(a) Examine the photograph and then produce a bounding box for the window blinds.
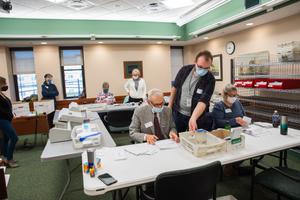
[11,50,35,75]
[60,49,83,66]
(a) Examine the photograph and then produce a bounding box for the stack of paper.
[253,122,273,128]
[124,145,159,156]
[155,139,179,150]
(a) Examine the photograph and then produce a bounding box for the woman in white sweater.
[124,68,147,103]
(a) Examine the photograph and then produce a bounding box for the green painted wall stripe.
[0,0,296,41]
[0,18,183,37]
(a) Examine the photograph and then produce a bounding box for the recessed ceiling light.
[162,0,194,9]
[246,22,254,26]
[98,41,103,44]
[203,37,209,40]
[45,0,66,3]
[156,41,162,44]
[41,42,47,45]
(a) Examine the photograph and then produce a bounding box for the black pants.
[173,110,213,132]
[128,96,143,103]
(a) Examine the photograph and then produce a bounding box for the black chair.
[104,110,134,133]
[251,159,300,200]
[140,161,221,200]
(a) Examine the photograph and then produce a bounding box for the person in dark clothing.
[41,73,59,128]
[168,50,216,132]
[0,76,19,168]
[41,73,59,104]
[212,84,247,129]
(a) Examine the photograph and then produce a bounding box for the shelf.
[239,96,300,109]
[235,74,300,79]
[235,61,300,68]
[244,107,300,124]
[237,88,300,94]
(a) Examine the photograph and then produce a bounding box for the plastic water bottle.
[224,121,231,131]
[272,110,280,128]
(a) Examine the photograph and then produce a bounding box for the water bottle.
[82,119,91,132]
[280,116,288,135]
[224,121,231,131]
[272,110,280,128]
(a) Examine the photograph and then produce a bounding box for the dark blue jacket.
[173,64,216,116]
[212,100,245,129]
[41,82,59,101]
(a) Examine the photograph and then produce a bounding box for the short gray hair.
[223,84,237,97]
[148,88,163,98]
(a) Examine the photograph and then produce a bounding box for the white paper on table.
[124,144,159,156]
[114,149,128,161]
[244,125,274,137]
[253,122,273,128]
[155,139,179,150]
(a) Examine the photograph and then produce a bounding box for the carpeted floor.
[5,133,300,200]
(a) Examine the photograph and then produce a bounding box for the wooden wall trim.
[56,92,171,110]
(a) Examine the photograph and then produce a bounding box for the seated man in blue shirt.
[212,84,247,129]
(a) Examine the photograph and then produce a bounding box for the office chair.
[104,110,134,133]
[140,161,221,200]
[251,158,300,200]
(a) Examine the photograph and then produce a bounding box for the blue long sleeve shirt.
[212,100,245,129]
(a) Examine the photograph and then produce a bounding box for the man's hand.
[169,132,180,143]
[189,117,198,131]
[146,134,158,145]
[236,117,247,127]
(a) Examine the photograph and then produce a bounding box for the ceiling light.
[162,0,194,9]
[45,0,66,3]
[41,42,47,45]
[203,37,209,40]
[246,22,254,26]
[97,41,103,44]
[156,41,162,44]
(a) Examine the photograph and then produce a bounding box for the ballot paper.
[243,116,252,126]
[114,149,128,161]
[244,124,274,137]
[155,139,179,150]
[253,122,273,128]
[124,144,159,156]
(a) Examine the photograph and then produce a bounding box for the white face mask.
[132,75,139,80]
[227,97,237,104]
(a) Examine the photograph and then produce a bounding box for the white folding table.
[41,112,116,200]
[78,103,139,114]
[82,125,300,199]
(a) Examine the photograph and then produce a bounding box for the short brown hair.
[195,50,213,62]
[0,76,6,88]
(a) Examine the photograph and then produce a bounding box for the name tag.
[225,109,232,113]
[196,89,203,94]
[144,121,153,128]
[186,98,192,107]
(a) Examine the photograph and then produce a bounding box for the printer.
[49,107,90,143]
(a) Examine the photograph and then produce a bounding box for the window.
[11,48,37,101]
[60,47,86,99]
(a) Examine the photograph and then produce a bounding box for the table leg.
[58,159,71,200]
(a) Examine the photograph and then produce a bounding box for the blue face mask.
[152,106,163,113]
[103,88,109,94]
[195,65,208,77]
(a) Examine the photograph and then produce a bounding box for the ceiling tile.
[100,0,132,12]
